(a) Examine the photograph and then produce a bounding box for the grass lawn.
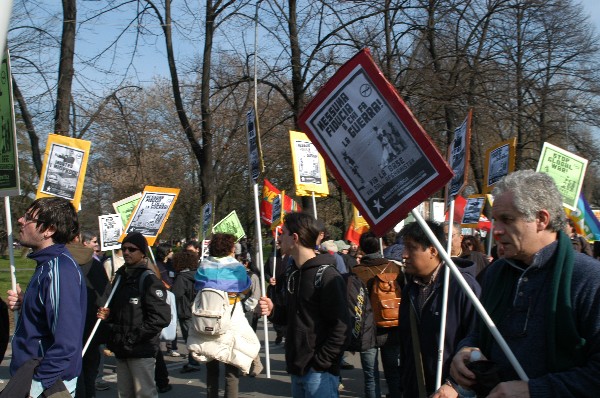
[0,253,37,333]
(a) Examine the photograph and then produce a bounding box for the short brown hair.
[208,233,236,257]
[172,251,199,271]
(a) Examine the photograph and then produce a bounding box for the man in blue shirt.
[7,197,86,397]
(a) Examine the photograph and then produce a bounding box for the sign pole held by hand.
[435,199,454,389]
[82,275,121,356]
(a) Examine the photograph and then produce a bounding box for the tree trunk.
[200,0,216,205]
[54,0,76,136]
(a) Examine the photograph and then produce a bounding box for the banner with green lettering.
[536,142,588,210]
[0,50,20,196]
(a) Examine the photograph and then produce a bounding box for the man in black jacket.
[97,232,170,398]
[68,236,109,398]
[260,212,350,398]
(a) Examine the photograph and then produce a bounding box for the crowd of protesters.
[3,169,600,398]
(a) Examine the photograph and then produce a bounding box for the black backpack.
[315,265,376,353]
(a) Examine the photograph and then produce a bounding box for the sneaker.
[157,384,173,393]
[340,359,354,370]
[169,350,181,357]
[180,364,202,373]
[338,383,345,392]
[95,380,110,391]
[249,360,264,377]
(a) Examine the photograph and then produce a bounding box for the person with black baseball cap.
[97,232,170,398]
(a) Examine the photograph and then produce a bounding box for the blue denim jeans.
[360,347,381,398]
[290,368,339,398]
[380,344,402,397]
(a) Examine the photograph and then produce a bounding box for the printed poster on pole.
[0,50,20,197]
[447,110,472,200]
[213,210,246,241]
[298,49,453,235]
[289,130,329,197]
[120,186,180,246]
[200,201,214,240]
[113,193,142,228]
[98,214,124,251]
[536,142,588,210]
[461,195,491,228]
[246,107,264,184]
[270,193,283,231]
[36,134,91,210]
[483,138,516,194]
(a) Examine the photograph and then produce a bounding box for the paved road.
[0,319,388,397]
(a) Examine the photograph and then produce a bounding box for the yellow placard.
[289,130,329,197]
[352,205,368,230]
[36,134,91,210]
[119,186,180,247]
[483,138,516,194]
[270,191,284,231]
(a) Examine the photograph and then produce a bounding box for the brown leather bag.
[370,272,401,328]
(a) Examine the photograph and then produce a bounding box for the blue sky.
[580,0,600,29]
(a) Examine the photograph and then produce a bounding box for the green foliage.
[0,256,36,295]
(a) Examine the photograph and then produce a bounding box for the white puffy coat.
[187,299,260,374]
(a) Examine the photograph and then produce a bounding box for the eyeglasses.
[122,247,140,253]
[22,213,41,224]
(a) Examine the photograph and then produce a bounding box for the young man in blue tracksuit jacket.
[8,197,87,397]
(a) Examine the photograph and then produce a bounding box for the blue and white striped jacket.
[10,243,87,390]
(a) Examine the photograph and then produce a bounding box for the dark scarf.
[480,231,586,372]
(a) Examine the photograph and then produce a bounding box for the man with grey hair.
[445,170,600,398]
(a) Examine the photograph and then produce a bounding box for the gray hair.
[492,170,566,232]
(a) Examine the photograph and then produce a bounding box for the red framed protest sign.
[298,49,453,235]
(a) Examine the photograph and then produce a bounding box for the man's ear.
[43,225,57,240]
[536,209,551,231]
[429,245,439,258]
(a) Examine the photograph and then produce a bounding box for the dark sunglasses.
[122,247,140,253]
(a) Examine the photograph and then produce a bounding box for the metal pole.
[435,199,454,389]
[253,0,270,377]
[83,276,121,356]
[411,209,528,381]
[5,196,18,324]
[312,191,317,219]
[486,220,495,257]
[253,182,270,378]
[5,197,16,293]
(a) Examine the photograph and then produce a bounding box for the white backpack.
[160,290,178,341]
[137,270,178,341]
[192,288,237,335]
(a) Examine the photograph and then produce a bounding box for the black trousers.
[155,350,169,389]
[75,343,101,398]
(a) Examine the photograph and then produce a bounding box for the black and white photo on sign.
[449,119,468,198]
[271,195,282,223]
[246,109,261,182]
[126,192,176,236]
[305,66,438,223]
[202,202,212,235]
[99,214,123,251]
[41,144,84,200]
[294,140,322,184]
[487,144,510,186]
[462,197,485,225]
